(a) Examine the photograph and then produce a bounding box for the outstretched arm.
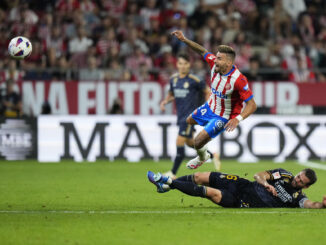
[303,197,326,209]
[224,98,257,132]
[171,30,208,56]
[254,170,278,196]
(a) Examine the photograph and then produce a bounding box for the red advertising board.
[5,80,326,115]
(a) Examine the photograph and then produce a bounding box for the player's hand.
[265,184,278,196]
[160,101,167,112]
[322,196,326,208]
[171,30,186,42]
[224,118,239,132]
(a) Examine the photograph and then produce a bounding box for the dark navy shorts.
[178,122,195,138]
[191,103,228,138]
[209,172,250,208]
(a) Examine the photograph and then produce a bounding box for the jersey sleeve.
[198,78,206,90]
[293,192,308,208]
[203,52,216,69]
[169,79,174,95]
[234,75,253,102]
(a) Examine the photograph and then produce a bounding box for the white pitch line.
[297,161,326,170]
[0,210,324,215]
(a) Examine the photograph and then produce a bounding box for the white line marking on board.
[0,210,324,215]
[297,161,326,170]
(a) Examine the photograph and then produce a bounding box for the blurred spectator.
[79,56,104,81]
[1,80,22,117]
[120,29,148,58]
[188,0,213,29]
[244,57,264,81]
[0,0,324,84]
[69,27,93,55]
[298,14,315,47]
[101,0,127,19]
[288,56,316,83]
[134,63,155,82]
[1,60,24,82]
[160,0,186,29]
[140,0,160,31]
[282,0,306,21]
[51,55,71,80]
[96,28,119,57]
[126,46,153,71]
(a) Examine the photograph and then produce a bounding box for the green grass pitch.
[0,159,325,245]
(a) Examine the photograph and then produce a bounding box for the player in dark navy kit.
[147,168,326,208]
[160,54,220,179]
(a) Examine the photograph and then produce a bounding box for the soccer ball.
[8,36,32,60]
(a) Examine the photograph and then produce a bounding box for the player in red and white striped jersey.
[171,30,257,169]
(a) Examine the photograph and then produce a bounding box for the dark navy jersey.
[253,168,308,208]
[169,73,206,124]
[209,169,308,208]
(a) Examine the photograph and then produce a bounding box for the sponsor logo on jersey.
[275,181,293,203]
[272,172,281,179]
[211,88,228,99]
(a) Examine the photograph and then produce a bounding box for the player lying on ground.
[147,168,326,208]
[171,30,257,170]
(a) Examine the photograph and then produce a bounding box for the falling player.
[147,168,326,208]
[171,30,257,169]
[160,53,221,179]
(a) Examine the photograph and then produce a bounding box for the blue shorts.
[178,122,195,138]
[191,103,228,138]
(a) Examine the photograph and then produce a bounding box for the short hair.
[303,168,317,186]
[217,45,236,62]
[177,53,190,62]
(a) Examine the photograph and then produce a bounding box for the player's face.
[177,58,191,75]
[214,52,232,74]
[291,171,310,189]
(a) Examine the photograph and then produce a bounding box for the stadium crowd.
[0,0,326,83]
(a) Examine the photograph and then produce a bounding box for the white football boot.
[186,151,210,169]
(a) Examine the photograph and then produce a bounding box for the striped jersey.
[204,52,253,120]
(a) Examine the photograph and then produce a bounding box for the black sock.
[171,146,185,175]
[207,150,213,159]
[176,175,194,183]
[170,180,206,198]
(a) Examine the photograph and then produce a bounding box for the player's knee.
[186,116,192,124]
[193,172,202,184]
[193,172,209,185]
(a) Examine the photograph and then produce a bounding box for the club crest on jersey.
[183,82,189,88]
[211,88,227,99]
[243,84,248,91]
[225,83,231,90]
[215,120,224,129]
[293,192,299,198]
